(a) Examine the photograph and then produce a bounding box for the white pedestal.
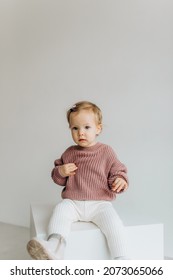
[30,204,164,260]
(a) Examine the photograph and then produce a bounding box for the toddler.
[27,101,129,260]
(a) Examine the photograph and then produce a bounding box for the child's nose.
[79,129,84,136]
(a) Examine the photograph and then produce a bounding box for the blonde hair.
[67,101,102,126]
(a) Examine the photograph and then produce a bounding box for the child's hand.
[58,163,78,177]
[112,177,128,193]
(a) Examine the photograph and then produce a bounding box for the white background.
[0,0,173,258]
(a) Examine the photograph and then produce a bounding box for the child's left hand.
[112,177,128,193]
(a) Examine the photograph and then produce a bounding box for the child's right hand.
[58,163,78,177]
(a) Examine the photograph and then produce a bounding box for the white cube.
[30,204,164,260]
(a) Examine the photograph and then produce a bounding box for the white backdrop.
[0,0,173,257]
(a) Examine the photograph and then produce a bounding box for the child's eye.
[85,126,90,129]
[72,127,78,131]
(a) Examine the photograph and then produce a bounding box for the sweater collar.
[76,142,102,152]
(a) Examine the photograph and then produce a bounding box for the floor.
[0,222,31,260]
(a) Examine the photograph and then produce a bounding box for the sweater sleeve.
[51,157,67,186]
[107,148,129,188]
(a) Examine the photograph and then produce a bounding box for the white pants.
[48,199,127,259]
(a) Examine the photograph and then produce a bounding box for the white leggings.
[48,199,127,259]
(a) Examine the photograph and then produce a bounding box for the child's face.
[69,110,102,147]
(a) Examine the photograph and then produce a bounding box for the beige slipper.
[27,238,56,260]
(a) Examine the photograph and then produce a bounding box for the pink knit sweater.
[51,142,128,201]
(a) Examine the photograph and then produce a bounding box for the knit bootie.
[27,236,65,260]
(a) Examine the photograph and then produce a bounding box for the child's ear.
[96,124,102,135]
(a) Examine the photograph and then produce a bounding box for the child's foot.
[114,256,130,260]
[27,238,57,260]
